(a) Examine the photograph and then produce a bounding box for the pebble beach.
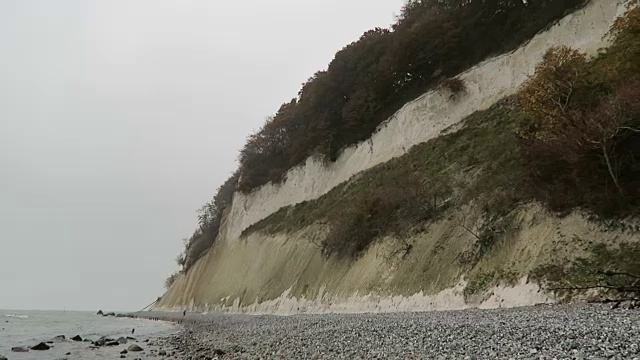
[136,304,640,359]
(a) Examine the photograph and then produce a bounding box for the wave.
[4,314,28,319]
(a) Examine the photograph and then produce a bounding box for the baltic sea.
[0,310,175,359]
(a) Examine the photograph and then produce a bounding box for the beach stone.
[96,310,104,315]
[128,344,144,352]
[213,349,225,356]
[120,356,126,359]
[121,349,128,354]
[71,335,83,341]
[11,346,28,352]
[159,350,167,355]
[65,352,71,355]
[53,335,65,342]
[31,342,51,351]
[117,337,127,344]
[0,355,7,360]
[104,312,116,317]
[106,341,120,346]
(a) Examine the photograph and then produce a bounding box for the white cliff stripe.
[156,277,552,315]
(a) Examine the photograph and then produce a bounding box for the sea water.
[0,310,175,359]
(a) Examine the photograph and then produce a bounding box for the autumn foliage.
[519,47,588,135]
[519,6,640,214]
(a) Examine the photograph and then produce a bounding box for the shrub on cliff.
[164,272,179,289]
[532,242,640,303]
[323,174,453,258]
[437,77,467,99]
[176,172,239,272]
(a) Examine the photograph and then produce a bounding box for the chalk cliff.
[157,0,638,314]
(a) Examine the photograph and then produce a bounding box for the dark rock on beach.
[117,336,127,344]
[71,335,83,341]
[11,346,28,352]
[53,335,65,342]
[120,349,128,354]
[105,341,120,346]
[0,355,7,360]
[92,337,114,347]
[31,342,51,351]
[127,344,143,352]
[96,310,104,315]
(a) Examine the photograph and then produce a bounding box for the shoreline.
[133,303,640,359]
[0,311,178,360]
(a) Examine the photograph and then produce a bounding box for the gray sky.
[0,0,404,311]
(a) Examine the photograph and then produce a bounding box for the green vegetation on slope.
[243,100,530,259]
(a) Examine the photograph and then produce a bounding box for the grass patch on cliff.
[243,100,531,258]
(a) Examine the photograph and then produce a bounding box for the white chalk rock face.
[223,0,630,241]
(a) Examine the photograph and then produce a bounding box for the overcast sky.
[0,0,404,311]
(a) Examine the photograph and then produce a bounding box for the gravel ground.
[136,304,640,360]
